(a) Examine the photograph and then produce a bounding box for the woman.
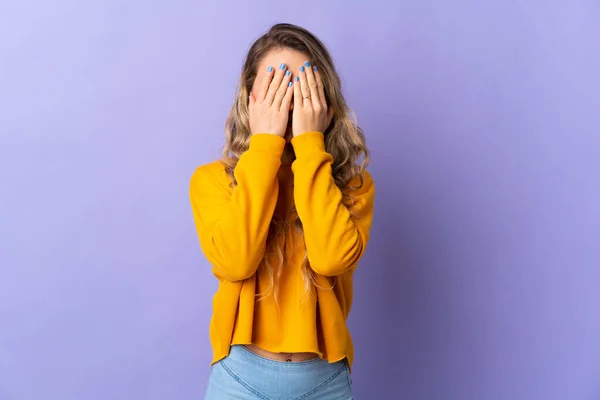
[190,23,375,399]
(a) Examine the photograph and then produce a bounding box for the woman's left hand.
[292,61,333,137]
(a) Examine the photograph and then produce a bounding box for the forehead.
[256,48,309,76]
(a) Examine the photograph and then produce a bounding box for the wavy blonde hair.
[221,23,370,303]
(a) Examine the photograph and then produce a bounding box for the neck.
[280,144,295,166]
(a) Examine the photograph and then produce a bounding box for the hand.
[292,61,333,137]
[249,64,294,137]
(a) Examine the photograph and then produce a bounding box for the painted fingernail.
[304,61,311,67]
[268,66,273,72]
[288,82,293,87]
[313,65,318,72]
[300,66,305,72]
[280,63,286,70]
[285,70,290,76]
[295,76,299,82]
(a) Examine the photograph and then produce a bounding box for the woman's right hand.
[249,64,294,137]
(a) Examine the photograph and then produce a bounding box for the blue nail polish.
[313,65,318,72]
[304,61,311,67]
[288,82,292,87]
[295,76,299,82]
[300,66,305,72]
[285,70,290,76]
[268,66,273,72]
[280,63,286,70]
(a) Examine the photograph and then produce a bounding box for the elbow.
[223,269,257,282]
[308,240,364,277]
[310,260,353,277]
[214,260,260,282]
[309,252,361,277]
[204,238,263,282]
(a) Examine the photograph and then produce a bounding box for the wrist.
[249,133,286,154]
[291,131,325,157]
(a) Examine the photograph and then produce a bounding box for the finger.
[265,63,287,105]
[280,80,294,112]
[314,66,327,108]
[274,69,292,109]
[303,61,321,107]
[257,66,274,102]
[298,64,312,108]
[293,76,302,110]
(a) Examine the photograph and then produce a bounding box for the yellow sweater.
[189,131,375,368]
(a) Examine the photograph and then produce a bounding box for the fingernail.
[280,63,286,70]
[288,82,292,87]
[304,61,311,67]
[295,76,299,82]
[300,66,305,72]
[285,70,290,76]
[268,66,273,72]
[313,65,318,72]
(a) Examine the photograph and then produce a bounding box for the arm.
[291,131,375,276]
[189,134,285,281]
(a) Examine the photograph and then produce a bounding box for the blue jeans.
[204,345,354,399]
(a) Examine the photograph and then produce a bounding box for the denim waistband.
[206,345,352,399]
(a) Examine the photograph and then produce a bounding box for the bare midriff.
[243,344,319,362]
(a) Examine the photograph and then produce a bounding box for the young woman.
[190,23,375,399]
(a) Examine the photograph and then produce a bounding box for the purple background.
[1,1,599,399]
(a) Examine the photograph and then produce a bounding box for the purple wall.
[1,1,599,399]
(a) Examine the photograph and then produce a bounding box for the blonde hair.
[221,23,370,303]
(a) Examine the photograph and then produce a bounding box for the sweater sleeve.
[291,131,375,277]
[189,134,285,282]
